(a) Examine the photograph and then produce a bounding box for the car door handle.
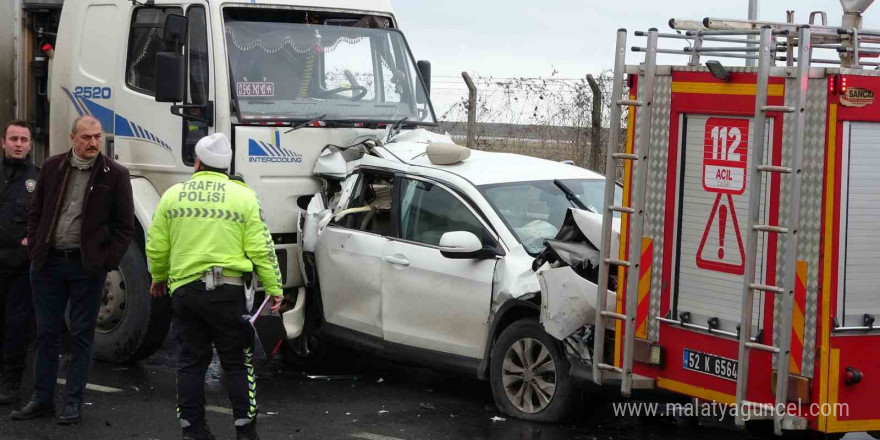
[383,256,410,266]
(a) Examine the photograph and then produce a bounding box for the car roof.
[380,142,605,186]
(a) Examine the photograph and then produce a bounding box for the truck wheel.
[489,318,576,422]
[94,242,171,363]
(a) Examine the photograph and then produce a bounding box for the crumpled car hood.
[498,208,621,303]
[531,208,621,340]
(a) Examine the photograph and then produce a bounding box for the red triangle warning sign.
[696,193,746,275]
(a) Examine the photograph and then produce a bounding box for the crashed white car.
[294,130,621,421]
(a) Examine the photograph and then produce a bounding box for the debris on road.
[490,416,506,422]
[306,375,360,381]
[419,403,436,410]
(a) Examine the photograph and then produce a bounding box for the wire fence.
[429,72,628,177]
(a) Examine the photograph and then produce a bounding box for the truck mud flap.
[282,286,307,339]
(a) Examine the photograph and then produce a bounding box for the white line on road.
[350,433,409,440]
[206,405,267,418]
[56,379,122,393]
[206,405,233,415]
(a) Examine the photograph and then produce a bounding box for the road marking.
[56,379,122,393]
[350,433,409,440]
[206,405,233,415]
[206,405,267,418]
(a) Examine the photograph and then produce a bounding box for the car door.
[381,176,498,359]
[314,170,394,338]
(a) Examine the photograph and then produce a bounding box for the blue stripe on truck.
[61,87,172,151]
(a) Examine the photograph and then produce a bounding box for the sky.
[393,0,880,80]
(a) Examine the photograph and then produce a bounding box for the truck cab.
[46,0,436,362]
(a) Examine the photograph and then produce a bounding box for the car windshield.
[224,12,436,124]
[480,179,622,255]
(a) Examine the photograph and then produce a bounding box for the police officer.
[146,133,282,440]
[0,120,37,404]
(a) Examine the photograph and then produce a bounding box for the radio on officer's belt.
[212,266,224,287]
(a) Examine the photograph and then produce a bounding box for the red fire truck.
[592,1,880,436]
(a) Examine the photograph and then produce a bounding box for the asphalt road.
[0,337,873,440]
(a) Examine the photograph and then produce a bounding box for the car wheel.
[489,318,575,422]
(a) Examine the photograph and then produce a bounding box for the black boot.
[57,402,81,425]
[10,400,55,420]
[0,383,20,405]
[235,419,259,440]
[182,422,216,440]
[0,374,21,405]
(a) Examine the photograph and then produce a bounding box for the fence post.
[462,72,477,148]
[586,74,603,171]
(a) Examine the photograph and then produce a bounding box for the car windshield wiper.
[385,117,409,143]
[285,114,328,134]
[554,179,591,212]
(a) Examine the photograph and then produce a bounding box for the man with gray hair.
[12,115,133,425]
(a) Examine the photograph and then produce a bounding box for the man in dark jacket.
[0,121,38,405]
[11,115,133,425]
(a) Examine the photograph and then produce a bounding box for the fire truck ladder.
[592,28,659,397]
[734,26,811,435]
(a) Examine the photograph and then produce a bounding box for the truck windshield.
[480,179,622,255]
[224,15,436,125]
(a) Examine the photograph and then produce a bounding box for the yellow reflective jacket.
[146,171,282,296]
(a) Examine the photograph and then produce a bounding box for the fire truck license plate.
[683,349,738,381]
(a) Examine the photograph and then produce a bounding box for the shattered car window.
[480,179,621,254]
[335,172,395,235]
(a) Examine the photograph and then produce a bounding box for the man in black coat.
[0,120,38,405]
[12,115,133,425]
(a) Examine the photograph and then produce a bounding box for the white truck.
[3,0,622,421]
[3,0,436,363]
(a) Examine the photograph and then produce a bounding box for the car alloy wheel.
[501,337,557,414]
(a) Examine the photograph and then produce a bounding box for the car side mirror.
[416,60,431,104]
[439,231,496,259]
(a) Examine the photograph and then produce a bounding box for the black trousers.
[172,281,256,434]
[31,253,105,404]
[0,272,34,388]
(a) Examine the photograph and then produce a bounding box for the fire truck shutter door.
[675,115,771,334]
[841,122,880,326]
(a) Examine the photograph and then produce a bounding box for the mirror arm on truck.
[170,101,214,126]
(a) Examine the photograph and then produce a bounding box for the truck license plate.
[236,82,275,97]
[683,349,738,381]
